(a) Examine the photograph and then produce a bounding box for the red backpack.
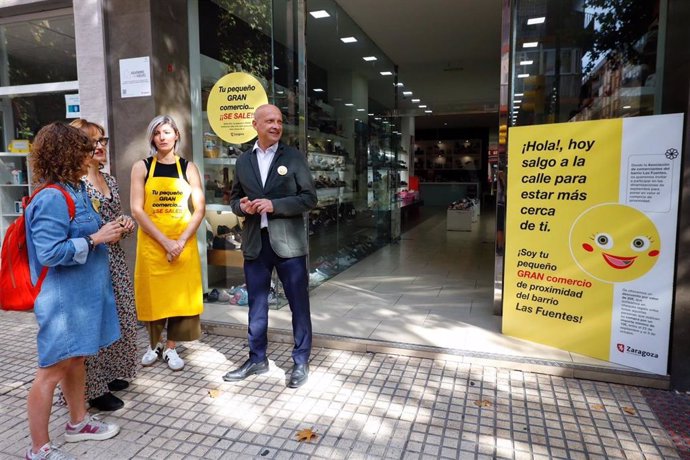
[0,185,75,311]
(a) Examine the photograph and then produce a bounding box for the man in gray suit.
[223,104,317,388]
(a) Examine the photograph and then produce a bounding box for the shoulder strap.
[26,184,77,292]
[23,184,76,220]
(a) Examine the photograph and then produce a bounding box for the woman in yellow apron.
[130,115,205,371]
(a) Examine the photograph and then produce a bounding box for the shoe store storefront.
[1,0,689,388]
[192,0,407,306]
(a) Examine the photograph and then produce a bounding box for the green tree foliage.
[584,0,658,72]
[215,0,271,80]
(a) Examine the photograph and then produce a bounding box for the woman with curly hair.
[57,119,138,412]
[25,122,126,460]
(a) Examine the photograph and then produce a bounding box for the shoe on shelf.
[26,443,75,460]
[88,392,124,411]
[222,358,269,382]
[207,288,220,302]
[268,288,278,305]
[217,288,232,302]
[230,286,248,306]
[235,287,248,306]
[288,363,309,388]
[141,343,163,366]
[163,348,185,371]
[107,379,129,392]
[309,271,328,286]
[64,414,120,442]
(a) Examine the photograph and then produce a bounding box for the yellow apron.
[134,156,203,321]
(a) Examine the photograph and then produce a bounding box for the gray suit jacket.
[229,142,317,260]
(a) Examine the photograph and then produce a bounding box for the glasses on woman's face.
[93,137,109,147]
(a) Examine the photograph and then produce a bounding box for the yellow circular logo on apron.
[207,72,269,145]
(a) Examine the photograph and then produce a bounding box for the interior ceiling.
[333,0,503,129]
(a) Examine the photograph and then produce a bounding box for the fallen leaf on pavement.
[591,404,605,411]
[622,406,636,415]
[474,399,492,407]
[296,428,318,442]
[208,389,221,398]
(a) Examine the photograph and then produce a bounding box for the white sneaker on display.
[141,343,162,366]
[163,348,185,371]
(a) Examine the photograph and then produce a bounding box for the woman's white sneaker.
[141,343,162,366]
[163,348,184,371]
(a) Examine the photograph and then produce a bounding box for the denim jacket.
[25,182,120,367]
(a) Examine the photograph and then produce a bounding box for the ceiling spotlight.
[419,105,427,108]
[517,73,530,78]
[402,91,413,96]
[411,98,420,103]
[356,108,365,112]
[424,110,433,113]
[309,10,330,18]
[344,103,354,106]
[313,88,324,92]
[527,16,546,25]
[340,36,357,43]
[522,42,538,48]
[514,93,524,97]
[380,71,393,76]
[519,60,533,65]
[363,56,377,61]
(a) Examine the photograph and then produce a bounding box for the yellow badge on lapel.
[277,165,288,176]
[91,197,101,214]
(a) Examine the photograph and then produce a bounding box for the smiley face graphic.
[569,204,660,283]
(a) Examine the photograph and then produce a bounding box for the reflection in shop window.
[0,13,77,148]
[511,0,661,126]
[0,15,77,86]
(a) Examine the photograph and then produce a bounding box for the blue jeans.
[244,230,312,364]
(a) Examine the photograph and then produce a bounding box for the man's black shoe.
[222,358,269,382]
[88,392,124,411]
[288,363,309,388]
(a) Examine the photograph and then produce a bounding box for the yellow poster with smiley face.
[502,114,683,375]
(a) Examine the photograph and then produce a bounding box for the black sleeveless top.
[143,156,189,183]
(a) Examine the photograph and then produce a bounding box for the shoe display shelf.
[413,138,482,184]
[308,232,381,288]
[0,152,33,252]
[446,208,473,231]
[446,197,479,231]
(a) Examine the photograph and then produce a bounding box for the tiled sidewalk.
[0,310,685,459]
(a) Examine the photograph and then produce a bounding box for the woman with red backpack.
[24,123,127,460]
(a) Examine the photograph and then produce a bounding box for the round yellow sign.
[207,72,268,144]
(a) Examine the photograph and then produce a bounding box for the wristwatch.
[84,235,95,251]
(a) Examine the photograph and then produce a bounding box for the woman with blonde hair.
[130,115,205,371]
